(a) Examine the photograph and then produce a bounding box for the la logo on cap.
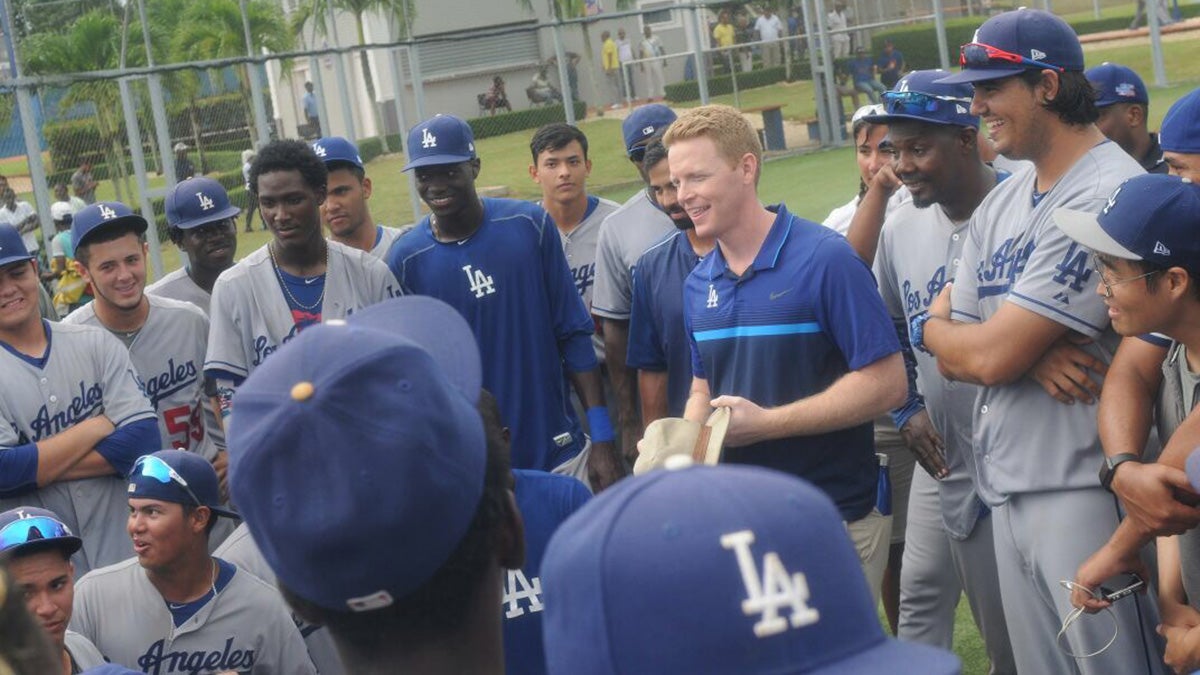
[1102,184,1124,215]
[99,205,117,220]
[197,192,215,211]
[422,128,437,149]
[314,144,327,157]
[721,529,820,638]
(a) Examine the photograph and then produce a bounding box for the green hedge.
[874,6,1200,71]
[465,102,588,140]
[665,65,803,103]
[358,133,403,163]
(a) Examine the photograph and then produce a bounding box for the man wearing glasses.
[71,450,315,674]
[911,9,1156,673]
[147,177,240,315]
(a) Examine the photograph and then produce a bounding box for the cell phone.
[1098,573,1144,602]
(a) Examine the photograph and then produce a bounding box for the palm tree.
[289,0,416,149]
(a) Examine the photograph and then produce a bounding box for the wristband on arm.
[587,406,616,443]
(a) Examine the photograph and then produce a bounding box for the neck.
[147,553,215,604]
[0,316,47,357]
[1129,131,1154,167]
[93,295,149,333]
[335,213,377,253]
[1031,123,1107,193]
[715,200,776,276]
[59,646,71,675]
[544,195,588,235]
[187,262,224,294]
[1168,312,1200,374]
[431,199,485,242]
[272,236,327,276]
[941,160,997,223]
[685,228,716,257]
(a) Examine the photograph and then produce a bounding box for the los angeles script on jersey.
[977,236,1034,299]
[136,637,255,674]
[141,358,199,408]
[903,265,947,315]
[251,325,301,368]
[29,381,104,440]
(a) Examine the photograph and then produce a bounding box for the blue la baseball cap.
[312,136,364,169]
[403,115,477,171]
[1087,62,1149,107]
[1054,174,1200,272]
[128,449,239,519]
[0,506,82,559]
[864,70,978,128]
[623,103,677,155]
[227,295,485,613]
[165,176,240,230]
[541,464,962,675]
[938,9,1084,85]
[1160,87,1200,154]
[0,222,34,268]
[71,201,149,252]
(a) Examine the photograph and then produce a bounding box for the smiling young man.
[71,449,315,674]
[914,10,1156,673]
[668,104,907,593]
[313,136,406,259]
[0,221,160,575]
[204,139,399,415]
[0,507,106,674]
[388,115,625,491]
[146,177,239,315]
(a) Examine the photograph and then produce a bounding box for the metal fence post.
[119,78,165,277]
[933,0,950,71]
[800,0,831,147]
[688,4,710,104]
[551,22,576,125]
[388,46,423,224]
[325,4,359,141]
[239,0,271,146]
[1147,0,1168,87]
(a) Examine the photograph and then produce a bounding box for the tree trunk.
[355,13,389,151]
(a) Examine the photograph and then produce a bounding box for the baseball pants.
[899,469,1015,675]
[847,508,892,607]
[993,488,1165,675]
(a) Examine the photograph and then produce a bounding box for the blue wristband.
[586,406,615,443]
[909,310,933,355]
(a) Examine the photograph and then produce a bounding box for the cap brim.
[0,535,83,559]
[936,67,1025,84]
[703,406,730,465]
[209,504,241,519]
[809,637,960,675]
[402,154,475,171]
[861,112,966,126]
[1052,207,1143,261]
[174,204,241,229]
[0,253,35,268]
[79,214,149,247]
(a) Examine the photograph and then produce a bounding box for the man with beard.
[204,140,399,418]
[627,138,715,424]
[147,177,240,315]
[865,70,1015,673]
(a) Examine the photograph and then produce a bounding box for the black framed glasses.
[1092,261,1158,298]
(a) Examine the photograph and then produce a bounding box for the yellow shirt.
[712,23,735,48]
[602,38,618,71]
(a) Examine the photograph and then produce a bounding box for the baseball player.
[225,296,524,674]
[0,221,160,575]
[864,70,1015,671]
[0,507,106,673]
[312,136,406,259]
[1088,62,1167,174]
[387,114,625,490]
[917,10,1159,673]
[204,139,399,412]
[626,138,715,423]
[71,450,316,674]
[146,176,240,315]
[592,104,677,457]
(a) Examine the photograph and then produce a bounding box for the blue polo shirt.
[684,204,900,521]
[503,469,591,675]
[628,230,704,418]
[387,198,597,471]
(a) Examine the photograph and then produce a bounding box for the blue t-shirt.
[628,230,704,418]
[503,470,590,675]
[850,57,875,83]
[877,49,904,75]
[387,198,598,471]
[275,267,325,331]
[684,204,900,521]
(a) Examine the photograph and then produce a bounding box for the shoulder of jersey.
[637,229,683,264]
[60,302,98,326]
[145,293,209,321]
[595,196,622,213]
[76,557,142,588]
[215,245,270,285]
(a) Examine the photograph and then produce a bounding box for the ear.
[190,506,212,535]
[361,176,372,200]
[495,486,526,571]
[959,126,979,153]
[740,152,759,185]
[74,259,91,284]
[470,158,483,179]
[1128,104,1146,128]
[1166,267,1193,300]
[1038,69,1061,104]
[314,185,327,207]
[528,163,538,182]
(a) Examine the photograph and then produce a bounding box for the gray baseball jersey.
[71,557,317,674]
[875,199,985,539]
[949,143,1141,505]
[204,240,400,380]
[0,322,158,574]
[215,524,344,675]
[370,224,406,260]
[66,629,107,670]
[64,295,220,463]
[548,197,620,359]
[146,268,212,315]
[590,190,674,320]
[820,187,911,236]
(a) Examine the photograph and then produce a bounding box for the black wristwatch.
[1099,453,1141,492]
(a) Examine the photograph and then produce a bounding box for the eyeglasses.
[132,455,202,507]
[960,42,1064,73]
[628,145,647,163]
[882,90,972,117]
[0,515,74,551]
[1093,261,1158,298]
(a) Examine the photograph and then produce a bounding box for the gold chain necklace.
[268,241,328,311]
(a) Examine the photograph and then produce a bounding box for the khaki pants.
[846,508,892,607]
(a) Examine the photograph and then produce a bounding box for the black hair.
[530,123,589,163]
[1019,69,1099,126]
[282,390,513,649]
[249,139,328,195]
[74,221,147,267]
[642,138,669,171]
[326,160,366,183]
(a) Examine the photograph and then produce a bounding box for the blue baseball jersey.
[503,469,591,675]
[684,205,901,521]
[387,198,598,471]
[628,230,704,418]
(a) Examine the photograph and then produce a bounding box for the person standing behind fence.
[755,6,785,69]
[639,26,666,102]
[877,40,905,88]
[601,31,621,110]
[828,2,851,59]
[851,47,887,104]
[617,28,636,102]
[303,81,321,137]
[71,163,97,205]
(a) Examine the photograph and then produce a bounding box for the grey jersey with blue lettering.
[591,190,674,320]
[549,197,620,359]
[0,321,158,574]
[71,557,316,675]
[205,240,399,380]
[949,143,1142,504]
[65,295,220,462]
[146,268,212,315]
